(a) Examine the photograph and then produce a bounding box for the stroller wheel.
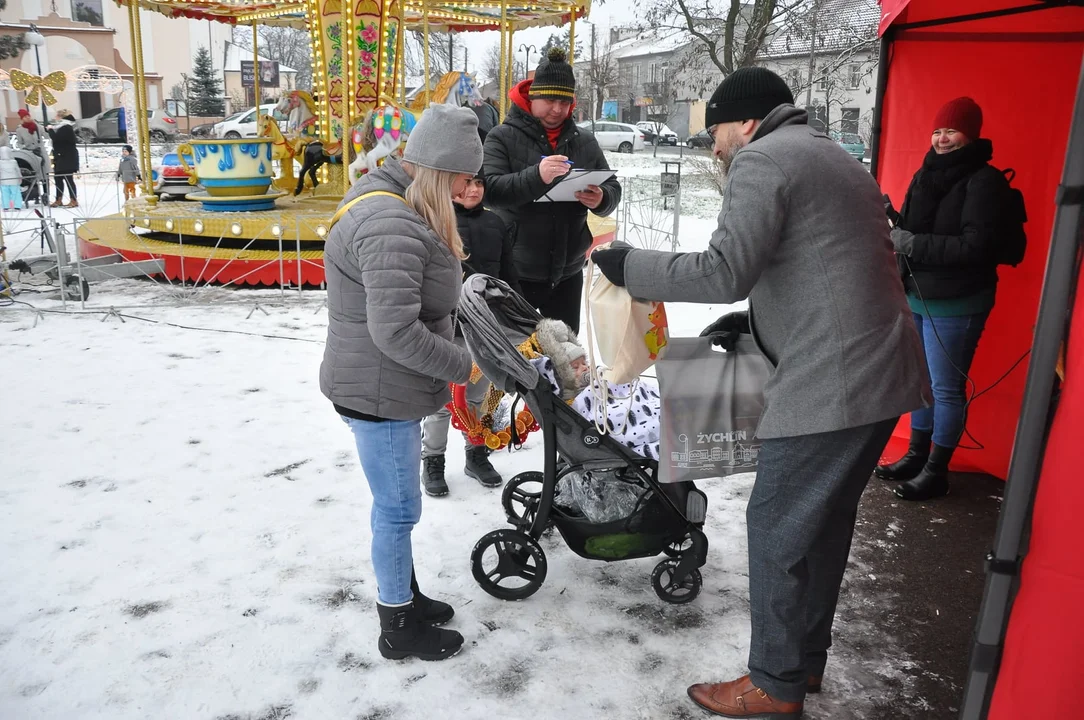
[502,472,544,528]
[651,559,702,605]
[471,529,548,601]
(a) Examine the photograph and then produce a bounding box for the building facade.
[0,0,230,128]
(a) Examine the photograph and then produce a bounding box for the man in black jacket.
[482,47,621,333]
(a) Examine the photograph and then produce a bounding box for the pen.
[540,155,574,165]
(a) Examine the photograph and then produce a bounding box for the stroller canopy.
[458,274,542,394]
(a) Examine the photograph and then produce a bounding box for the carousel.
[75,0,615,286]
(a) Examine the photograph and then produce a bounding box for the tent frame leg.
[958,58,1084,720]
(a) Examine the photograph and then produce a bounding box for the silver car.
[74,108,179,144]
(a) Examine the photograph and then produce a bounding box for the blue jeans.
[909,312,989,448]
[342,416,423,605]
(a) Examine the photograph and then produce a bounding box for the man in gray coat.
[592,68,931,718]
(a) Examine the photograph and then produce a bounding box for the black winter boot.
[422,455,448,497]
[376,601,463,661]
[895,444,953,501]
[411,569,454,625]
[464,446,503,488]
[874,429,932,481]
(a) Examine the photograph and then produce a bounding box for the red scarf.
[509,79,575,150]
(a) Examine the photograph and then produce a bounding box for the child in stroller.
[459,274,709,605]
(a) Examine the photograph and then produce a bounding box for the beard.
[716,126,744,176]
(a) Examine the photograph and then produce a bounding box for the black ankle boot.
[464,446,503,488]
[422,455,448,497]
[411,569,454,625]
[895,444,953,501]
[874,429,932,481]
[376,601,463,661]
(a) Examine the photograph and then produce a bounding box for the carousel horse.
[275,90,344,195]
[256,113,303,192]
[348,71,485,184]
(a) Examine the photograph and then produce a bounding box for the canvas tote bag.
[656,333,772,484]
[584,248,670,384]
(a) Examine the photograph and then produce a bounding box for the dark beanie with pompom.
[529,47,576,101]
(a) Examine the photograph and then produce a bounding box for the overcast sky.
[456,1,638,80]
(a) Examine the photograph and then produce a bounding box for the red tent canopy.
[876,2,1084,717]
[876,0,1083,479]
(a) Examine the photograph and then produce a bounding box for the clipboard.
[535,168,616,202]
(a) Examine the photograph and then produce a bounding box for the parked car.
[831,131,866,161]
[685,128,713,149]
[576,120,646,153]
[213,105,288,139]
[636,121,679,146]
[74,108,178,143]
[153,150,195,200]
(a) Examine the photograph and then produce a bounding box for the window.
[815,65,826,91]
[660,62,669,84]
[841,107,860,135]
[849,64,862,90]
[808,104,827,132]
[632,64,640,86]
[71,0,104,26]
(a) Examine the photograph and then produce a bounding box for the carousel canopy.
[111,0,589,31]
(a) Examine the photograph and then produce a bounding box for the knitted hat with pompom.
[529,47,576,101]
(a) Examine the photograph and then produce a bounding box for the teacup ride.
[176,138,287,211]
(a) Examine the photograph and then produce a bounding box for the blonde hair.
[403,163,466,259]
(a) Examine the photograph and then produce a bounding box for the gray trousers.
[421,373,489,458]
[747,418,897,702]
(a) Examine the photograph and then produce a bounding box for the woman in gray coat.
[320,104,482,662]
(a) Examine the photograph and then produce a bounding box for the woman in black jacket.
[420,172,522,497]
[47,110,79,207]
[877,97,1010,501]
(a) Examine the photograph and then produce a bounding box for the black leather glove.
[592,241,633,287]
[699,310,750,350]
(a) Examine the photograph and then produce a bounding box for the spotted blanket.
[529,357,661,460]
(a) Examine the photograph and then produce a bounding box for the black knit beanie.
[705,67,794,127]
[529,47,576,101]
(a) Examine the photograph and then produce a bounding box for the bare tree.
[404,31,460,78]
[233,26,313,90]
[480,41,526,87]
[633,0,807,94]
[575,25,621,121]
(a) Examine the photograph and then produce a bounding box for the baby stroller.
[459,274,709,605]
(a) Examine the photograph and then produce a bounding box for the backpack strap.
[328,190,407,231]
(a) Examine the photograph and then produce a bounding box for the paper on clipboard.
[535,169,616,202]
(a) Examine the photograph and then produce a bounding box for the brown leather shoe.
[807,676,822,694]
[687,675,804,718]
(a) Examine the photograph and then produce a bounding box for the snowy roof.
[607,29,693,61]
[223,42,297,74]
[762,0,879,58]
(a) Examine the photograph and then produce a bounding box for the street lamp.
[518,43,536,82]
[23,25,48,129]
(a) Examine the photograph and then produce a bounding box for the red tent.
[875,2,1084,717]
[875,0,1083,479]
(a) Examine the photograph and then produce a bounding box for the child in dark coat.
[420,172,522,497]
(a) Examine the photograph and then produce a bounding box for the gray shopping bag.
[657,333,772,483]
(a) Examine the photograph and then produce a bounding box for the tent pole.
[253,22,260,119]
[959,57,1084,720]
[869,29,892,181]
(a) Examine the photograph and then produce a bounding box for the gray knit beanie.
[403,103,483,175]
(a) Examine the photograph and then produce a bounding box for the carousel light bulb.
[271,224,282,237]
[231,222,243,236]
[194,220,204,233]
[143,218,151,227]
[316,225,328,238]
[165,219,174,231]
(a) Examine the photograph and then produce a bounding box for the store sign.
[241,60,280,89]
[635,96,654,107]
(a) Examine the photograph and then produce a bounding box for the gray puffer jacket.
[320,157,473,420]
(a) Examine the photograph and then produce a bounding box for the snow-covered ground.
[0,158,919,720]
